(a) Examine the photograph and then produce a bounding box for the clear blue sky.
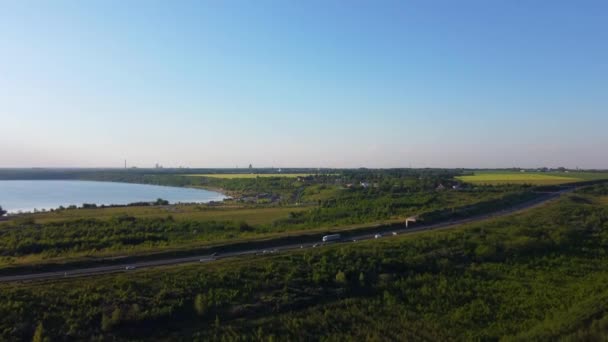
[1,0,606,168]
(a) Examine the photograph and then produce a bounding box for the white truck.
[322,234,341,243]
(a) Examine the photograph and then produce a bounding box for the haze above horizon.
[1,1,607,169]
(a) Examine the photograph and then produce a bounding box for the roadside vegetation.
[2,187,608,341]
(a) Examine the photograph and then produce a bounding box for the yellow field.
[14,205,307,225]
[456,172,582,185]
[185,173,315,179]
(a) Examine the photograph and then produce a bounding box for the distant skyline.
[1,1,607,168]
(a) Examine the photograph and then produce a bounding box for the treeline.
[79,171,310,202]
[1,190,608,340]
[418,190,540,222]
[80,198,170,209]
[1,168,471,204]
[0,167,334,180]
[273,184,528,229]
[576,183,608,196]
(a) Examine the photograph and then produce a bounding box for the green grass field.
[457,171,608,185]
[185,173,314,179]
[8,205,306,225]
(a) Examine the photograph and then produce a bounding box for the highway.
[0,189,570,283]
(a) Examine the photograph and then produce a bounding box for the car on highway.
[322,234,341,242]
[125,265,136,270]
[392,232,398,236]
[374,234,382,239]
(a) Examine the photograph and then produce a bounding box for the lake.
[0,180,226,213]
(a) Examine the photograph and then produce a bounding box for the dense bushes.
[0,216,249,260]
[576,183,608,196]
[273,185,526,229]
[1,193,608,340]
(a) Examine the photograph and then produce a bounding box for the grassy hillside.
[2,186,608,341]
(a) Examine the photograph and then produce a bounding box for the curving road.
[0,189,570,283]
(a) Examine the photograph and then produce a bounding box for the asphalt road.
[0,189,570,283]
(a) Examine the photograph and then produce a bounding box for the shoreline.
[187,184,241,199]
[0,179,230,215]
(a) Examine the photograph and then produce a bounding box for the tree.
[154,198,169,205]
[32,322,45,342]
[111,307,122,326]
[101,313,111,332]
[102,308,122,332]
[0,205,6,217]
[335,270,347,284]
[128,304,141,321]
[194,293,207,316]
[358,272,366,286]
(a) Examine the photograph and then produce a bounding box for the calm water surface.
[0,180,226,213]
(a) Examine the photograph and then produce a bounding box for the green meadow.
[9,205,305,225]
